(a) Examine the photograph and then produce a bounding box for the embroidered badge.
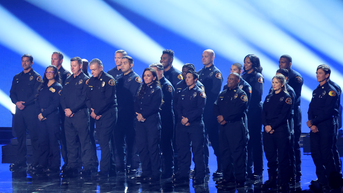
[30,76,33,81]
[193,92,197,98]
[168,85,173,92]
[79,79,83,85]
[108,79,115,86]
[258,77,264,84]
[296,76,302,83]
[280,97,284,102]
[215,72,222,79]
[177,74,183,80]
[209,72,213,77]
[49,87,56,93]
[102,81,105,87]
[85,79,89,85]
[241,95,248,102]
[285,97,292,105]
[200,92,206,98]
[67,73,71,77]
[234,93,238,99]
[151,89,155,94]
[37,76,42,82]
[135,77,142,83]
[329,90,336,97]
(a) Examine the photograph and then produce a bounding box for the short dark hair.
[276,68,289,77]
[149,63,164,71]
[115,50,127,56]
[230,72,241,80]
[317,64,331,78]
[162,49,174,58]
[122,55,133,64]
[183,63,195,71]
[71,56,82,65]
[89,58,103,67]
[232,63,243,72]
[53,51,64,60]
[280,55,292,63]
[22,54,33,63]
[186,70,199,80]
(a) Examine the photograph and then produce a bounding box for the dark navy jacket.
[242,71,263,110]
[36,82,62,118]
[58,66,71,86]
[108,67,123,81]
[165,66,183,88]
[134,82,162,119]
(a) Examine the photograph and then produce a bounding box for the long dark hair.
[243,54,263,74]
[137,67,162,100]
[37,65,60,95]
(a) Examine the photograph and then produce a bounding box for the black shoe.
[60,167,79,178]
[30,165,45,174]
[261,179,277,191]
[10,162,27,172]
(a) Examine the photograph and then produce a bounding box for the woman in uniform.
[134,67,163,182]
[261,74,292,191]
[34,65,62,174]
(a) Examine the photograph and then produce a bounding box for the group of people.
[9,49,341,191]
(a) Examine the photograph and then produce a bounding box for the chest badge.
[234,93,238,99]
[193,92,197,98]
[30,76,33,81]
[49,87,56,93]
[280,97,284,101]
[102,81,105,87]
[79,79,83,85]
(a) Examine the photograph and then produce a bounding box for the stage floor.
[0,144,330,192]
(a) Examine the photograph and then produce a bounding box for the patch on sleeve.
[296,76,302,83]
[200,91,206,98]
[36,76,42,82]
[285,97,292,105]
[258,77,264,84]
[168,85,173,92]
[108,79,115,86]
[135,77,142,83]
[215,72,222,79]
[329,90,336,97]
[67,73,71,77]
[58,90,61,96]
[241,95,248,102]
[49,87,56,93]
[85,79,89,85]
[177,74,183,80]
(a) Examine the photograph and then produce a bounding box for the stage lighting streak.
[0,5,71,72]
[0,89,15,114]
[249,1,343,68]
[27,0,184,70]
[113,0,315,101]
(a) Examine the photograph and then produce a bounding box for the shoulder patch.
[285,97,292,105]
[240,95,248,102]
[258,77,264,84]
[135,77,142,83]
[36,76,42,82]
[200,91,206,98]
[66,73,71,77]
[85,79,89,85]
[168,85,173,92]
[177,74,183,80]
[58,90,61,96]
[296,76,302,83]
[108,79,115,86]
[248,88,252,93]
[215,72,222,79]
[329,90,336,97]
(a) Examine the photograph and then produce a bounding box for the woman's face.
[316,69,328,83]
[143,70,156,85]
[244,57,252,71]
[45,67,55,80]
[185,73,196,87]
[272,78,283,92]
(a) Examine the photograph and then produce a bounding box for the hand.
[16,101,25,110]
[217,115,224,124]
[220,120,227,125]
[90,111,97,119]
[306,120,312,128]
[310,125,319,133]
[136,112,145,122]
[64,108,73,117]
[185,123,190,126]
[269,129,275,134]
[38,113,46,121]
[95,115,102,120]
[181,116,189,125]
[265,125,272,133]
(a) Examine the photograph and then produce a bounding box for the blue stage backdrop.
[0,0,342,132]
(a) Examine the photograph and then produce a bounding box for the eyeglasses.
[45,71,54,75]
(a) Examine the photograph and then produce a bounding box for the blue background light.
[0,0,342,132]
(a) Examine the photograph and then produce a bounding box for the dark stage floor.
[0,144,331,192]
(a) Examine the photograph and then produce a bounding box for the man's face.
[160,54,172,68]
[316,69,329,83]
[90,63,103,78]
[114,53,123,68]
[71,61,81,75]
[230,65,241,74]
[202,51,213,66]
[51,53,62,68]
[121,58,132,74]
[279,57,291,69]
[151,67,163,80]
[227,74,239,89]
[22,57,32,71]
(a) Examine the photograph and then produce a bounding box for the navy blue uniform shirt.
[165,66,183,88]
[36,82,62,117]
[288,69,303,107]
[134,82,162,119]
[198,64,223,106]
[108,67,123,81]
[242,71,263,109]
[58,66,71,86]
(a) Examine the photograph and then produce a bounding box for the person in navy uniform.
[242,54,264,180]
[279,54,303,182]
[82,59,90,76]
[86,58,117,179]
[114,55,142,175]
[108,50,127,81]
[51,51,71,171]
[198,49,223,177]
[150,63,175,179]
[60,57,98,178]
[160,49,183,87]
[134,67,162,182]
[34,65,63,174]
[261,74,292,192]
[10,54,42,172]
[307,64,338,192]
[214,73,249,188]
[173,70,206,185]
